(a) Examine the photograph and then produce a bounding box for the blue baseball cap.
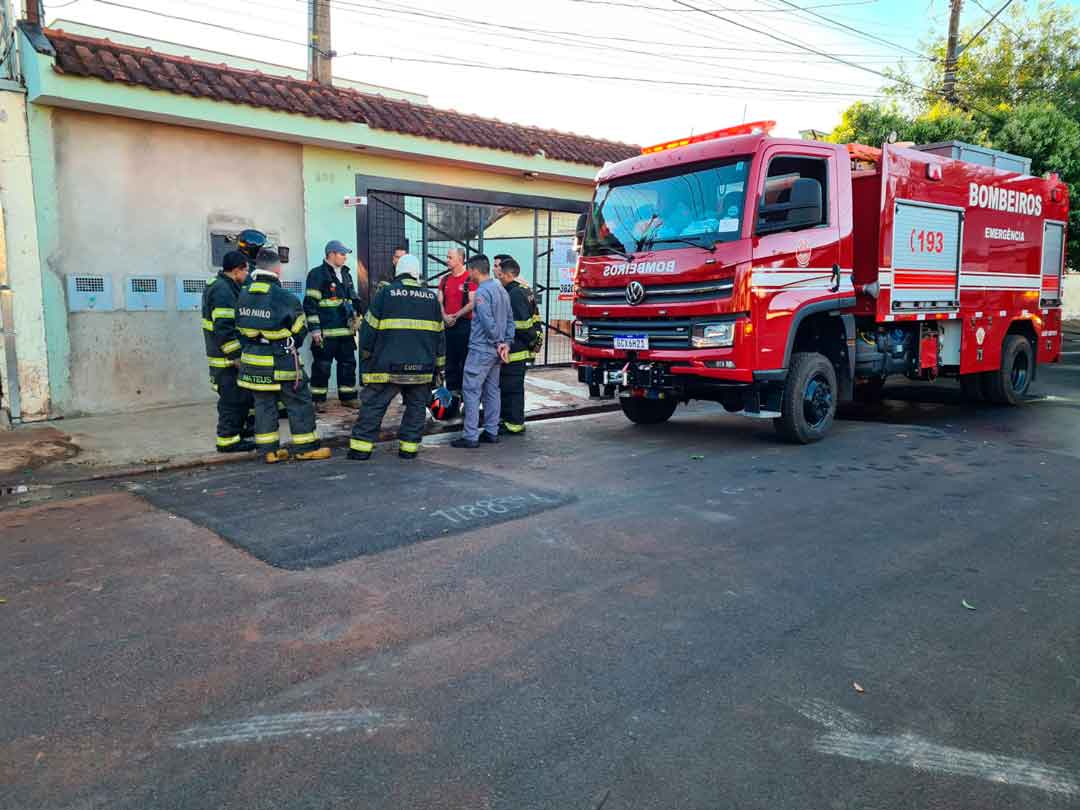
[325,240,352,255]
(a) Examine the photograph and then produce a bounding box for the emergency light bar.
[641,120,776,155]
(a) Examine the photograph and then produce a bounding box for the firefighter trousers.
[310,335,358,402]
[350,383,428,455]
[212,368,254,449]
[499,360,527,434]
[252,372,320,453]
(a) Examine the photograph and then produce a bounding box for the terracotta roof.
[42,28,640,167]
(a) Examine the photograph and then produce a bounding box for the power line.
[971,0,1023,42]
[671,0,973,108]
[564,0,879,11]
[318,0,883,91]
[766,0,927,58]
[960,0,1015,54]
[91,0,328,53]
[336,50,885,98]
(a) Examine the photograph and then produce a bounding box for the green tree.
[828,1,1079,268]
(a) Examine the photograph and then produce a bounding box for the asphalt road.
[4,339,1080,810]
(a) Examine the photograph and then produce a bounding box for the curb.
[8,401,622,488]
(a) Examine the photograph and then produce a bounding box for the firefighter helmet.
[235,229,268,264]
[428,386,454,421]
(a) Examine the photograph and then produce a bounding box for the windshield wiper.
[645,236,717,253]
[594,244,634,262]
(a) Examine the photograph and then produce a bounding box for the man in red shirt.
[437,248,475,396]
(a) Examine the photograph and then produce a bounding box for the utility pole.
[943,0,963,104]
[307,0,333,86]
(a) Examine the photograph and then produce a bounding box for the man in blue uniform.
[451,254,514,449]
[304,240,364,410]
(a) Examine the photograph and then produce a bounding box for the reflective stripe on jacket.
[201,271,243,369]
[506,279,541,364]
[359,274,446,385]
[303,261,363,337]
[236,272,308,392]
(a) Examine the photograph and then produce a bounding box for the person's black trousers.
[444,320,471,394]
[310,335,358,402]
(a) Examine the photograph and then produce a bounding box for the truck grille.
[577,277,734,304]
[583,319,692,349]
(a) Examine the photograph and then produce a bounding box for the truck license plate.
[614,334,649,350]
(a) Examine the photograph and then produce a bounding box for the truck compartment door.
[890,201,962,312]
[1041,220,1066,306]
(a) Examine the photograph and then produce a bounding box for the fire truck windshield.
[584,157,749,257]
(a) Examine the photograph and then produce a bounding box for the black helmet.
[235,229,268,263]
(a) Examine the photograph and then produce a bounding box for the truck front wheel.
[619,396,678,425]
[984,334,1033,405]
[774,352,837,444]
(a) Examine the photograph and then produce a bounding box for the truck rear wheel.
[984,335,1033,405]
[774,352,837,444]
[619,396,678,425]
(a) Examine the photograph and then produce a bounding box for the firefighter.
[495,257,542,436]
[305,240,364,410]
[202,250,256,453]
[238,249,331,463]
[348,254,445,461]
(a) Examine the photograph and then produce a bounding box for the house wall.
[48,109,306,415]
[0,87,50,420]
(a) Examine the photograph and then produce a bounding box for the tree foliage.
[827,1,1079,268]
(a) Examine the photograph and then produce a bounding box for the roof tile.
[43,28,638,167]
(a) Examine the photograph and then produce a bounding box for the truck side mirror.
[575,213,588,247]
[756,177,822,235]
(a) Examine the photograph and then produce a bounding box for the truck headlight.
[573,320,590,343]
[691,322,735,348]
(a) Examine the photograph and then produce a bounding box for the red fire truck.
[572,123,1070,442]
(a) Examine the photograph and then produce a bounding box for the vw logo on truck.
[625,281,646,305]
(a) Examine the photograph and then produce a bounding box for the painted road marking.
[814,731,1079,798]
[793,700,1079,798]
[170,709,405,749]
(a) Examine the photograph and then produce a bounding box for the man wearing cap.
[304,240,364,410]
[349,254,445,461]
[201,250,256,454]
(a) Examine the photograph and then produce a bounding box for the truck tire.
[984,335,1033,405]
[959,373,984,401]
[619,396,678,425]
[774,352,837,444]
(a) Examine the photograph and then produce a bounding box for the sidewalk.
[1,366,612,486]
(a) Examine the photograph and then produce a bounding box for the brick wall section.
[44,29,640,167]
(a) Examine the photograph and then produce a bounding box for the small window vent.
[177,277,208,311]
[125,275,166,311]
[67,275,113,312]
[182,278,207,295]
[282,280,304,297]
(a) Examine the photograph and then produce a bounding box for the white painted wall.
[51,110,306,415]
[1063,274,1080,321]
[0,87,50,420]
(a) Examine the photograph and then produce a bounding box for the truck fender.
[754,297,856,399]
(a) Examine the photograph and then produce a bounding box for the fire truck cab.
[572,123,1070,442]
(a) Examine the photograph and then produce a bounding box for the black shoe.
[218,440,257,453]
[450,437,479,449]
[398,450,417,460]
[347,449,372,460]
[478,432,499,444]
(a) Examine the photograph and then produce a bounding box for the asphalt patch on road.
[136,458,574,569]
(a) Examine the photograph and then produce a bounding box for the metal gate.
[365,193,580,366]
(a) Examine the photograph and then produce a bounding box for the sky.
[37,0,1071,147]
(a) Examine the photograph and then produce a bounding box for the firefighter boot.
[348,449,372,460]
[296,447,332,461]
[218,439,257,453]
[265,449,289,464]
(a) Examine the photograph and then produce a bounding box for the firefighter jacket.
[201,270,244,371]
[236,271,309,392]
[506,279,542,364]
[359,273,446,385]
[303,261,364,339]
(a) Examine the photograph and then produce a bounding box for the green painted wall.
[301,146,593,272]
